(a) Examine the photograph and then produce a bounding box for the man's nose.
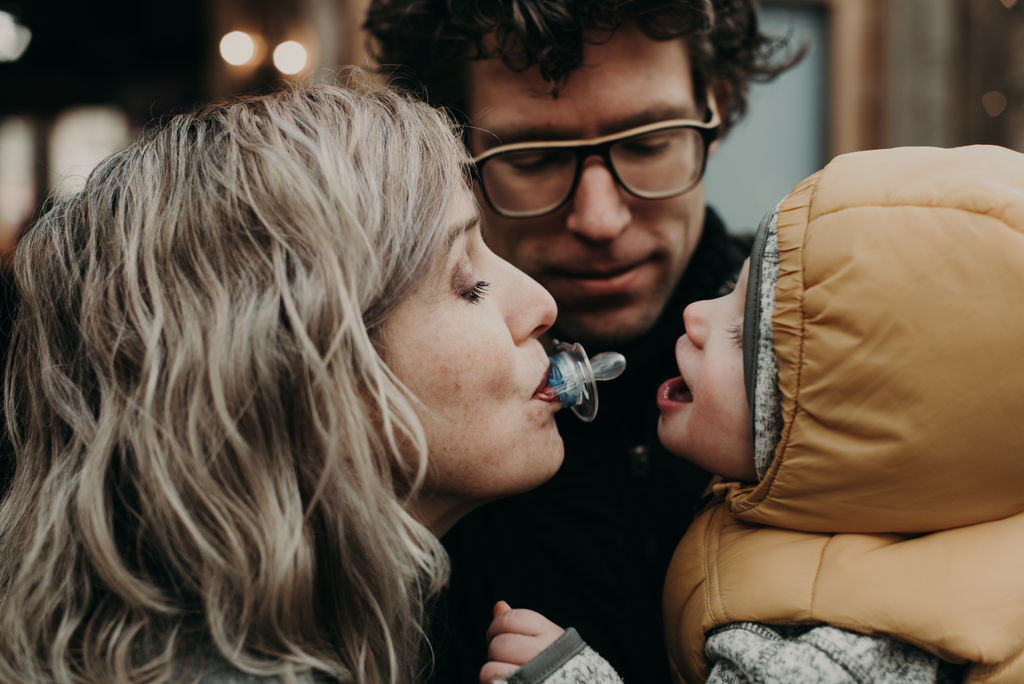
[565,156,631,241]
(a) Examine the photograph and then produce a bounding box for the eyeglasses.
[470,97,720,219]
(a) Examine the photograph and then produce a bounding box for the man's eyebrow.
[475,104,703,147]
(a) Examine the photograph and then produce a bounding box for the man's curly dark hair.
[364,0,800,132]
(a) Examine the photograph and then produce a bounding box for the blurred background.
[1,0,1022,255]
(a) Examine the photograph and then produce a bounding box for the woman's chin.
[415,433,565,536]
[510,434,566,495]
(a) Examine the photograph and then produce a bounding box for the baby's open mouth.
[660,376,693,405]
[669,382,692,403]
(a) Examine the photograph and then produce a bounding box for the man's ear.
[708,78,733,156]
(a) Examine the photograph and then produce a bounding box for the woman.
[0,79,562,683]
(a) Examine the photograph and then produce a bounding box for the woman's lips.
[533,367,559,402]
[657,376,692,412]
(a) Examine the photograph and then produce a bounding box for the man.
[365,2,797,681]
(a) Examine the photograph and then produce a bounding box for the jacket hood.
[730,144,1024,534]
[743,208,782,479]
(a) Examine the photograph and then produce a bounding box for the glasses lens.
[610,127,705,199]
[480,148,576,217]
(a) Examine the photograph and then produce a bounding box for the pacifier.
[547,340,627,422]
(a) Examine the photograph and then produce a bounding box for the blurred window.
[704,3,828,233]
[0,116,36,249]
[48,106,130,197]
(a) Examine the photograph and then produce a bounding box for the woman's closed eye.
[451,255,490,304]
[461,280,490,304]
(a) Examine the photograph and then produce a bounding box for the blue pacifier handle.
[547,340,627,422]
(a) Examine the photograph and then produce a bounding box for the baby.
[481,145,1024,684]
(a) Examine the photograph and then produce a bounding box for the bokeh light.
[0,117,37,237]
[219,30,256,66]
[0,10,32,62]
[982,91,1008,117]
[49,107,131,198]
[272,40,308,75]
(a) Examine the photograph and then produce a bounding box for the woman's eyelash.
[462,280,490,303]
[718,277,738,296]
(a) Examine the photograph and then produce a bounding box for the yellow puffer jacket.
[663,146,1024,683]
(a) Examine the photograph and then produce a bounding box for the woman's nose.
[565,156,631,241]
[505,261,557,343]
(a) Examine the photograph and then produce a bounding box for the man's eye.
[498,150,571,174]
[616,130,683,158]
[619,140,669,156]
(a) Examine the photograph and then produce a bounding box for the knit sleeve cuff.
[501,628,622,684]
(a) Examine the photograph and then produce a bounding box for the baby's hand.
[479,601,565,683]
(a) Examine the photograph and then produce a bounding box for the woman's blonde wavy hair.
[0,77,467,683]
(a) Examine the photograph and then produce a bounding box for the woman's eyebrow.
[445,216,479,252]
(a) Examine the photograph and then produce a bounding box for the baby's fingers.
[487,632,549,668]
[493,600,512,618]
[479,660,519,684]
[485,607,563,643]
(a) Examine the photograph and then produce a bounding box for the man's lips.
[657,376,692,412]
[544,260,651,299]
